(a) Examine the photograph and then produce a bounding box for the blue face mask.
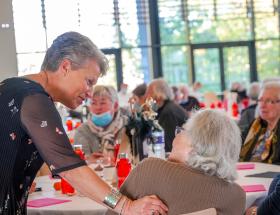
[91,111,113,127]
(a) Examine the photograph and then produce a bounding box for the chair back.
[179,208,217,215]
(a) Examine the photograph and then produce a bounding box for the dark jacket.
[157,100,188,152]
[238,104,257,134]
[258,174,280,214]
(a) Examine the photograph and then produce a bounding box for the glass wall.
[157,0,279,91]
[12,0,280,92]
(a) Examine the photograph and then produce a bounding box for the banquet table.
[236,162,280,208]
[27,162,280,215]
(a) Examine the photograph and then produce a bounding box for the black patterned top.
[0,77,86,214]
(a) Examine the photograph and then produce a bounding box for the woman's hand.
[124,195,168,215]
[245,206,257,215]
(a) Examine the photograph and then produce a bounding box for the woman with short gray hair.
[107,109,245,215]
[0,31,167,214]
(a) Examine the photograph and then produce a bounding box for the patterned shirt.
[0,77,86,214]
[251,130,271,162]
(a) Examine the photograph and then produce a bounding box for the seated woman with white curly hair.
[106,109,245,215]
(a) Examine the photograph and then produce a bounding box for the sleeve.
[20,93,86,174]
[257,175,280,215]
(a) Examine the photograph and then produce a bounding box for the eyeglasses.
[175,126,185,135]
[257,99,280,105]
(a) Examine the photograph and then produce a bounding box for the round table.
[27,162,280,214]
[236,162,280,208]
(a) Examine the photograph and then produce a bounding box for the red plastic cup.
[61,178,75,194]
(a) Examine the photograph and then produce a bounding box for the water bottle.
[116,153,131,188]
[149,130,165,159]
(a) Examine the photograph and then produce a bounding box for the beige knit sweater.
[106,157,245,215]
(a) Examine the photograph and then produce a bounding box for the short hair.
[91,85,118,104]
[248,82,261,101]
[132,83,147,97]
[261,81,280,97]
[148,78,174,101]
[41,32,109,76]
[184,109,241,182]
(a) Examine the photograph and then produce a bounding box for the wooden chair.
[180,208,217,215]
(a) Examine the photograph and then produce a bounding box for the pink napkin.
[241,184,266,192]
[237,163,255,170]
[27,198,71,208]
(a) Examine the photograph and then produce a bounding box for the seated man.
[107,109,245,215]
[145,78,187,152]
[74,85,130,163]
[240,81,280,164]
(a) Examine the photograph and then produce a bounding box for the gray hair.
[261,81,280,96]
[184,109,241,182]
[92,85,119,104]
[248,82,261,101]
[41,32,109,76]
[149,78,174,101]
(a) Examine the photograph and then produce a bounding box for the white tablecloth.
[27,175,107,215]
[27,162,280,215]
[236,162,280,208]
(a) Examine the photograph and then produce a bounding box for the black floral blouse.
[0,77,86,215]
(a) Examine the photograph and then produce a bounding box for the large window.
[12,0,280,92]
[158,0,279,91]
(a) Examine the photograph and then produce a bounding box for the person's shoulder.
[137,157,168,170]
[189,95,199,102]
[241,104,257,114]
[138,158,185,174]
[3,77,42,89]
[164,100,186,113]
[2,77,47,97]
[227,182,246,207]
[225,181,246,200]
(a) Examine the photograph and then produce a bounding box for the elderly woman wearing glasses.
[240,81,280,164]
[106,109,245,215]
